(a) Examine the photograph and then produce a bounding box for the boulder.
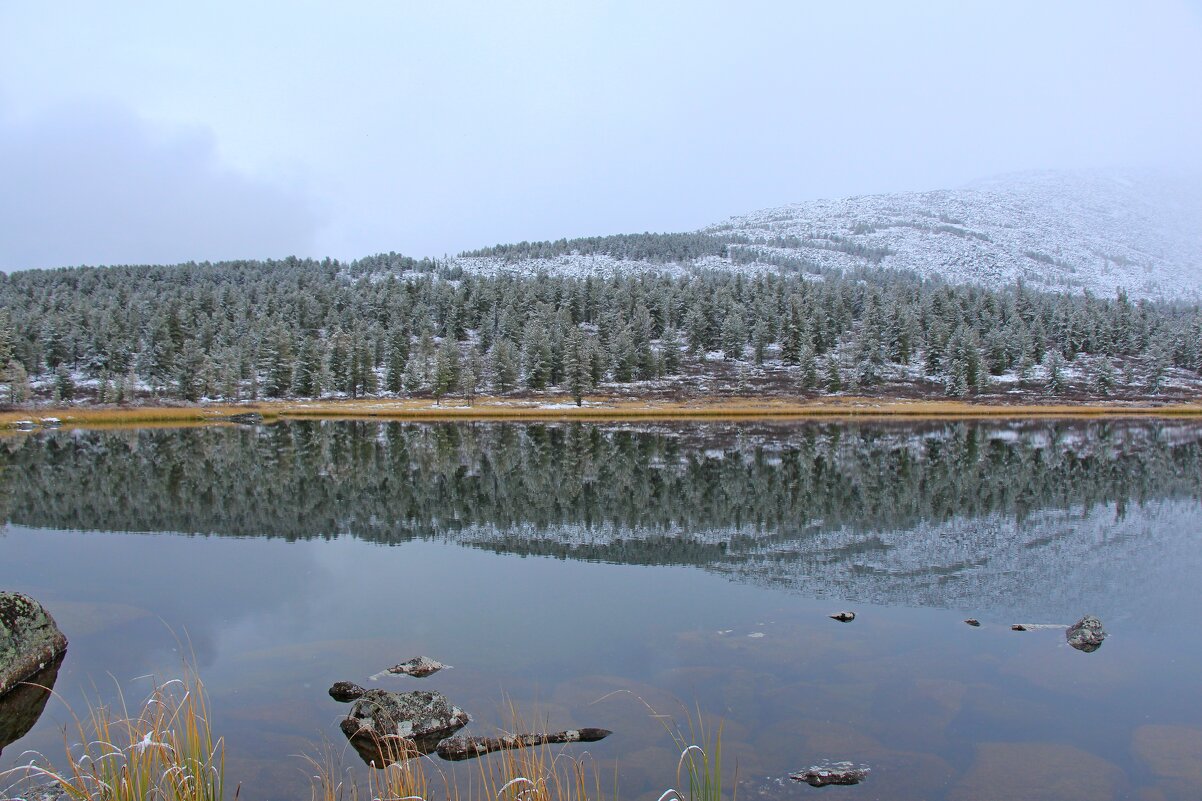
[0,654,63,757]
[340,689,469,767]
[1,593,68,698]
[1066,615,1106,653]
[373,655,448,679]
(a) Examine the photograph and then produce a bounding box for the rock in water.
[340,689,469,767]
[1066,615,1107,653]
[0,655,63,757]
[829,611,856,623]
[329,681,367,702]
[374,655,449,679]
[1011,624,1028,631]
[790,762,870,787]
[437,728,612,761]
[964,618,981,627]
[1,593,68,698]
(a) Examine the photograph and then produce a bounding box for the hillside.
[455,169,1202,301]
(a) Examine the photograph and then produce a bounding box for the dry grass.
[3,395,1201,431]
[0,666,228,801]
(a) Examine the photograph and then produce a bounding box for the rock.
[790,761,869,787]
[12,420,35,431]
[222,412,263,425]
[329,681,366,702]
[340,689,469,767]
[964,618,981,626]
[372,655,449,679]
[436,728,612,761]
[1,593,69,698]
[1011,624,1028,631]
[1066,615,1106,653]
[829,612,856,623]
[39,418,61,428]
[0,654,63,757]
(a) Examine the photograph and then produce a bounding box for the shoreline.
[4,395,1202,428]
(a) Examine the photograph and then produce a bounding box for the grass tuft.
[0,667,229,801]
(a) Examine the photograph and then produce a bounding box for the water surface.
[2,420,1202,800]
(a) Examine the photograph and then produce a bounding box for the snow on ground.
[438,169,1202,301]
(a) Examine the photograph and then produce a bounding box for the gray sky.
[2,1,1200,270]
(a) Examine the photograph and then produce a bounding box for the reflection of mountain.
[4,421,1201,615]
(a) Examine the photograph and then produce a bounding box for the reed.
[0,667,229,801]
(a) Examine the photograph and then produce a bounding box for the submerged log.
[436,728,613,761]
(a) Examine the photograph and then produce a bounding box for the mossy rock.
[0,592,69,697]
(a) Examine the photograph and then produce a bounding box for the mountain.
[454,169,1202,301]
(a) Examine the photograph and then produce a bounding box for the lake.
[3,419,1202,800]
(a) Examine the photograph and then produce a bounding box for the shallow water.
[3,420,1202,800]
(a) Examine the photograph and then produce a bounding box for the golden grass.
[0,666,228,801]
[3,395,1202,430]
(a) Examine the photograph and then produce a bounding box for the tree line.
[1,244,1200,404]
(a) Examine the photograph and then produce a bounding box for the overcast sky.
[2,1,1200,271]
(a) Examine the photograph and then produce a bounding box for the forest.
[1,235,1201,405]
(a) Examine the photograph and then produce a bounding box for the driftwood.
[436,728,612,761]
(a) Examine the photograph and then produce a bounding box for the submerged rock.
[1,592,69,698]
[340,689,469,767]
[1011,624,1028,631]
[829,611,856,623]
[0,654,63,757]
[1066,615,1107,653]
[329,681,367,702]
[964,619,981,627]
[436,728,612,761]
[373,655,449,679]
[790,762,870,787]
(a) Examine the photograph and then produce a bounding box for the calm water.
[2,420,1202,800]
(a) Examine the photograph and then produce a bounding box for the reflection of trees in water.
[4,421,1200,556]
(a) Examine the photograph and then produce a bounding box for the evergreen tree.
[660,327,682,374]
[721,309,746,360]
[492,339,519,394]
[431,340,460,404]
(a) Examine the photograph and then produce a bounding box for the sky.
[1,1,1200,271]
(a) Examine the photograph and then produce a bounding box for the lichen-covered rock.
[790,761,869,786]
[1,593,68,698]
[378,655,448,678]
[340,689,469,767]
[1066,615,1107,653]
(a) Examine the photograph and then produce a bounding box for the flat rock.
[372,655,448,679]
[1,593,69,697]
[790,761,869,787]
[340,689,469,767]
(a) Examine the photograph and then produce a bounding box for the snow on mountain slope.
[712,169,1202,299]
[451,169,1202,300]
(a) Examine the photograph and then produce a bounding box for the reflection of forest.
[3,421,1202,613]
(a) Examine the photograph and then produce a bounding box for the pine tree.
[492,339,519,394]
[565,329,587,406]
[1045,350,1067,395]
[721,309,746,361]
[659,327,682,374]
[431,340,460,404]
[385,329,409,393]
[1092,358,1116,397]
[825,356,843,393]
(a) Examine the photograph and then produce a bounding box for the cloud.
[0,100,322,271]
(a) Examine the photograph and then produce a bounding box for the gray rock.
[790,761,870,787]
[1066,615,1107,653]
[376,655,448,678]
[340,689,469,767]
[1,593,68,698]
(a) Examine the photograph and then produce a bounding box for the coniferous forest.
[2,239,1201,405]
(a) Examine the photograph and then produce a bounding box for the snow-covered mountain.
[453,169,1202,300]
